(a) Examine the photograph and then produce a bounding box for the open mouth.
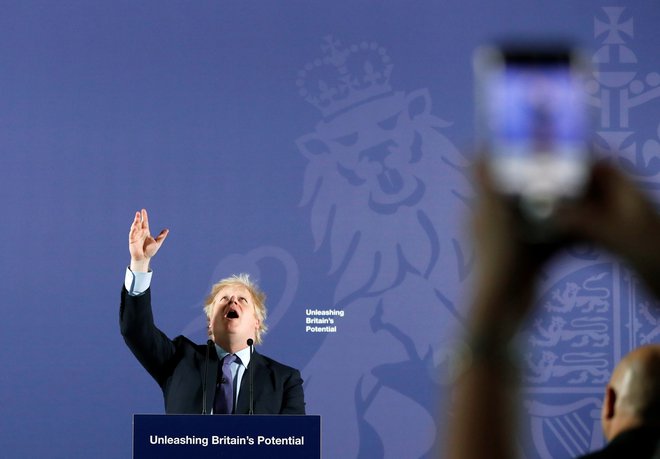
[226,309,239,319]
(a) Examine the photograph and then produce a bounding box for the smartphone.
[474,44,592,228]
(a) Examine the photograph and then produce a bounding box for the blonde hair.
[204,273,268,344]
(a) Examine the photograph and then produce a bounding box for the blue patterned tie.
[214,354,236,414]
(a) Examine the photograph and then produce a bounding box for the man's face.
[208,284,260,348]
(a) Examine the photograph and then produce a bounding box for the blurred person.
[120,209,305,414]
[446,162,660,459]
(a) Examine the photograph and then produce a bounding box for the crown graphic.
[296,36,393,117]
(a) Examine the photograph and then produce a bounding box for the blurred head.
[601,344,660,441]
[204,273,268,348]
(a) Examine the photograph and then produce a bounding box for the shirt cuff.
[124,267,153,296]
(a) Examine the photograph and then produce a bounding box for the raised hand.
[128,209,169,272]
[557,163,660,299]
[468,162,559,338]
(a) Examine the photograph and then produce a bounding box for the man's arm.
[280,369,306,414]
[120,209,174,386]
[558,163,660,300]
[120,286,178,385]
[447,163,557,459]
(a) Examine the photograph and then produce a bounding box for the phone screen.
[475,46,591,220]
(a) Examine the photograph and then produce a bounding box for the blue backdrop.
[1,1,659,458]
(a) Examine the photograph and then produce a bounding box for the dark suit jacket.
[120,287,305,414]
[577,425,660,459]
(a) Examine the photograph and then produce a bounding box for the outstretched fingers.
[141,208,150,231]
[129,211,142,239]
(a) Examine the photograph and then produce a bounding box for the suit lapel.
[203,349,219,415]
[236,352,267,414]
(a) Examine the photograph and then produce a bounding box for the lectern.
[133,414,321,458]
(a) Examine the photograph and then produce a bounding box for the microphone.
[201,339,213,414]
[247,338,254,415]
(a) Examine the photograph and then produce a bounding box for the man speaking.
[120,209,305,415]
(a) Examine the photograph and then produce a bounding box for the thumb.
[154,229,169,245]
